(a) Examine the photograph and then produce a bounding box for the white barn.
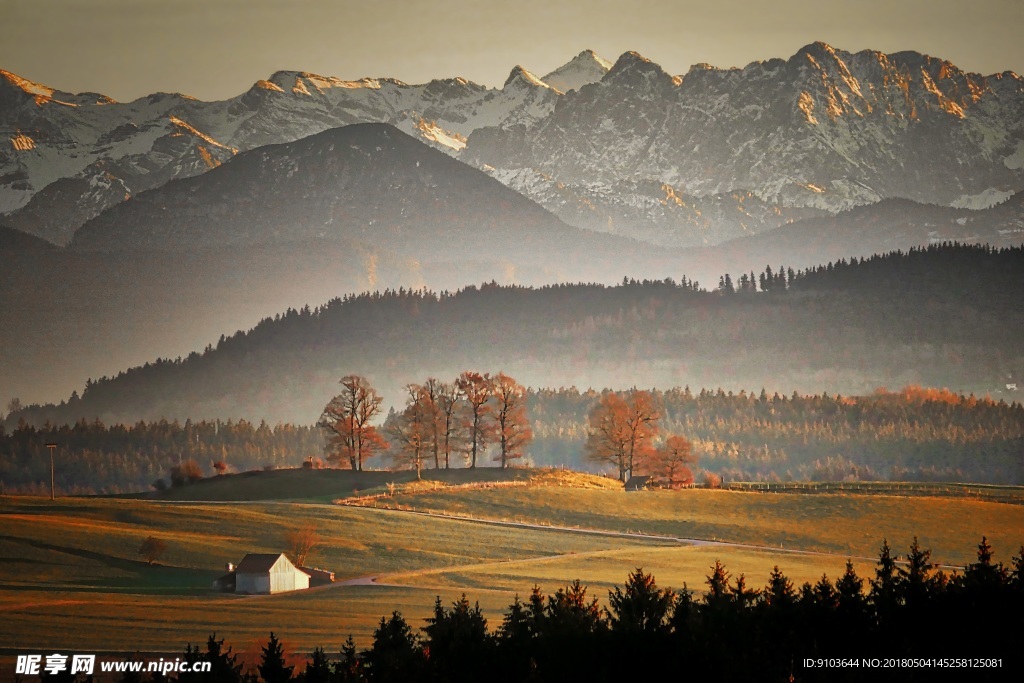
[234,553,309,594]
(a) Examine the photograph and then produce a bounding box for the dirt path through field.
[336,505,917,588]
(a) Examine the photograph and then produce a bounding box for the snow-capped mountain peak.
[605,51,681,87]
[540,50,612,92]
[3,43,1023,252]
[0,68,115,107]
[504,65,554,91]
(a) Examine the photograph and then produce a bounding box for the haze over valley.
[2,44,1023,409]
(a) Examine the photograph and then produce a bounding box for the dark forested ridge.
[5,244,1022,428]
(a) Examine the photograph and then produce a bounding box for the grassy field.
[3,467,1023,660]
[392,545,857,597]
[0,492,661,654]
[352,473,1024,567]
[146,467,539,503]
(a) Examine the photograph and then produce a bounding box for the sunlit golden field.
[366,477,1024,566]
[1,469,1022,655]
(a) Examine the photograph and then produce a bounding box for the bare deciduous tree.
[319,375,387,471]
[456,372,494,469]
[585,390,660,481]
[385,384,432,479]
[435,380,462,469]
[492,373,532,468]
[285,524,320,567]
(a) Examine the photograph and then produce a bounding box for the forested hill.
[528,385,1024,485]
[6,244,1023,427]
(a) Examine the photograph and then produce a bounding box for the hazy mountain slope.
[674,194,1024,284]
[1,124,677,408]
[68,123,645,264]
[10,245,1022,427]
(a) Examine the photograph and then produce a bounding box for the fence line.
[725,480,1024,504]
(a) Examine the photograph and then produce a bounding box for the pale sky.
[2,0,1022,102]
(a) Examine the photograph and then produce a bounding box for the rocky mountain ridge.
[0,57,577,244]
[465,44,1024,245]
[3,43,1021,247]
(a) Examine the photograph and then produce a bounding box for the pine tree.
[1011,545,1024,591]
[813,574,838,611]
[607,567,675,633]
[963,536,1007,591]
[333,635,363,683]
[544,580,605,638]
[897,537,934,607]
[835,560,867,617]
[302,647,331,683]
[422,594,491,680]
[498,594,534,644]
[364,612,422,683]
[870,539,899,615]
[258,632,293,683]
[667,583,695,636]
[704,560,732,609]
[204,634,244,683]
[764,565,796,609]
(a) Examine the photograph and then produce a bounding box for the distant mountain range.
[2,43,1021,246]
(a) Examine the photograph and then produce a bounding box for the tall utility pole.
[44,443,57,500]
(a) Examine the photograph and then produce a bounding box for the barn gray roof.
[235,553,287,574]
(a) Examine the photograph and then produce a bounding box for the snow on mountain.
[3,44,1023,247]
[0,60,563,243]
[541,50,613,93]
[465,44,1024,245]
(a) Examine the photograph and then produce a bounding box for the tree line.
[3,382,1021,493]
[528,385,1024,484]
[77,537,1024,682]
[0,418,320,495]
[318,373,532,478]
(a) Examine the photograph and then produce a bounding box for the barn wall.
[236,573,270,594]
[268,559,309,593]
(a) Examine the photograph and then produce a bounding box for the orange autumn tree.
[457,371,494,469]
[319,375,388,471]
[652,434,698,488]
[585,390,660,481]
[492,372,532,469]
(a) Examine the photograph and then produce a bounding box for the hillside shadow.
[0,534,219,594]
